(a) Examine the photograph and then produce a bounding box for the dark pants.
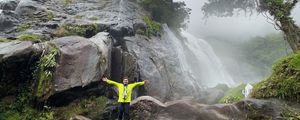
[118,103,130,120]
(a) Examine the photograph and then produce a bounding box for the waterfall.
[163,25,235,88]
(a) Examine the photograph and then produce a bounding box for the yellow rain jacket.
[106,79,145,103]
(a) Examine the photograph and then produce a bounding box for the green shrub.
[219,84,246,104]
[251,52,300,102]
[143,17,161,37]
[16,23,31,32]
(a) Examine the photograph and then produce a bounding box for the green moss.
[74,15,83,19]
[16,23,31,32]
[219,84,246,104]
[62,0,73,6]
[143,17,161,37]
[251,52,300,102]
[54,24,98,38]
[54,96,108,119]
[17,34,44,42]
[35,47,59,99]
[0,38,11,42]
[89,16,98,21]
[47,11,55,21]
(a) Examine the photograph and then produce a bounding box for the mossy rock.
[54,24,99,38]
[219,84,246,104]
[251,52,300,102]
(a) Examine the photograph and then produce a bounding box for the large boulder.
[131,96,286,120]
[51,32,112,92]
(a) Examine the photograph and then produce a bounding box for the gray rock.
[0,0,20,11]
[0,11,18,31]
[124,34,202,101]
[15,0,39,16]
[51,33,112,92]
[0,40,34,62]
[131,96,285,120]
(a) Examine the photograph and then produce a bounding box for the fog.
[181,0,300,40]
[175,0,300,84]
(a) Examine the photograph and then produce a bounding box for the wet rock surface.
[131,96,286,120]
[0,0,147,39]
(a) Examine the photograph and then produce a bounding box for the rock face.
[131,96,285,120]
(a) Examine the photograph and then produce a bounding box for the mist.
[181,0,300,40]
[175,0,300,84]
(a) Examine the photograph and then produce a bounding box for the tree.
[139,0,191,28]
[202,0,300,52]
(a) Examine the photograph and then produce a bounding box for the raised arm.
[102,77,120,86]
[131,80,150,88]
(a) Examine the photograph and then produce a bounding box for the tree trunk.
[280,18,300,52]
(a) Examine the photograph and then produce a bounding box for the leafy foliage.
[202,0,256,17]
[138,0,190,28]
[251,52,300,102]
[143,17,161,37]
[35,46,59,100]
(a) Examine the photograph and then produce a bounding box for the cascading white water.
[163,25,235,88]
